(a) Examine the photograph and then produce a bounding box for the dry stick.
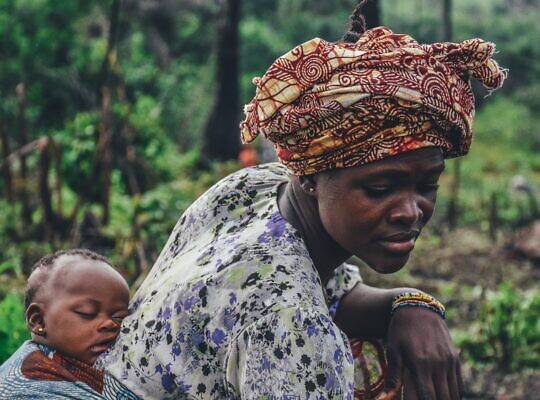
[93,0,122,227]
[98,0,149,277]
[97,0,121,96]
[68,205,82,247]
[1,137,56,240]
[99,87,112,225]
[16,83,32,224]
[69,0,119,239]
[54,145,63,216]
[37,137,55,242]
[112,67,150,277]
[132,207,150,280]
[447,159,461,230]
[119,123,150,278]
[441,0,461,231]
[489,192,498,241]
[117,89,152,278]
[1,138,48,169]
[0,119,14,202]
[105,0,150,276]
[356,351,373,398]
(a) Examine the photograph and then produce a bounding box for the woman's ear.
[26,303,46,337]
[298,175,317,197]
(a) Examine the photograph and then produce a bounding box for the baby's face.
[36,255,130,364]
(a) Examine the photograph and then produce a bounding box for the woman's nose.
[388,195,423,226]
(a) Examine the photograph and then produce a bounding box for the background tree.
[0,1,539,394]
[362,0,380,28]
[202,0,241,161]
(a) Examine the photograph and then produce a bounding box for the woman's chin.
[367,255,410,274]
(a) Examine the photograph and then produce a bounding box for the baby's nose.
[98,317,121,332]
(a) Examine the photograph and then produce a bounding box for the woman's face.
[314,147,445,274]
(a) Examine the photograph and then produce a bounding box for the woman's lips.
[377,237,416,254]
[377,231,419,254]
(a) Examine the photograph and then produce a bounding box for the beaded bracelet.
[391,291,446,319]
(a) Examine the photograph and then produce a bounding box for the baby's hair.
[342,0,368,43]
[24,249,112,309]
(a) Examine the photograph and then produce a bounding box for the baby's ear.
[26,303,46,337]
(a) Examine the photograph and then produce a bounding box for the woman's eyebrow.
[358,169,414,179]
[357,164,445,181]
[425,164,446,175]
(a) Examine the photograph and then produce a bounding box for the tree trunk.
[441,0,452,41]
[38,137,55,241]
[16,83,32,224]
[489,192,498,241]
[0,119,14,202]
[202,0,241,161]
[97,0,122,95]
[99,87,113,225]
[54,145,63,216]
[363,0,380,29]
[441,0,460,230]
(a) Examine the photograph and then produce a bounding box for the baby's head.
[25,249,129,365]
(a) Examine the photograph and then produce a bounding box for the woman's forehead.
[334,148,445,179]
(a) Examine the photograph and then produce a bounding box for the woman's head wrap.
[240,27,506,175]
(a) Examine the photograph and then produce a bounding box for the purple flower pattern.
[100,163,361,399]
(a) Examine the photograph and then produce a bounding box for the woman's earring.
[36,327,45,336]
[308,187,315,193]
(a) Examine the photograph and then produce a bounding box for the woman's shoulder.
[224,162,289,183]
[162,163,289,252]
[202,162,289,203]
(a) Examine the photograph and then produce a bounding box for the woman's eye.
[419,183,440,193]
[363,186,392,197]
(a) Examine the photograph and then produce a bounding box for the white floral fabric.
[100,163,361,399]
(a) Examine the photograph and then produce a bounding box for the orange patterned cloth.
[240,26,506,175]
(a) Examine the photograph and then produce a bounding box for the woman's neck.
[277,178,350,284]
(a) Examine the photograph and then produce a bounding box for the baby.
[0,249,139,399]
[25,248,130,365]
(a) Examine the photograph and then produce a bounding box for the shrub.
[454,283,540,371]
[0,292,30,364]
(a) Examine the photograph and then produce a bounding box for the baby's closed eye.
[74,310,97,319]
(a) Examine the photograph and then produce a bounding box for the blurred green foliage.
[0,293,30,363]
[0,0,539,380]
[454,283,540,371]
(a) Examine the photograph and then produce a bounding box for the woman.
[101,4,505,400]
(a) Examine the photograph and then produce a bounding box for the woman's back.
[101,163,361,399]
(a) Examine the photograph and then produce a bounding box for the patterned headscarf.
[240,27,506,175]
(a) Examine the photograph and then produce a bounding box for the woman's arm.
[334,282,407,338]
[335,282,463,400]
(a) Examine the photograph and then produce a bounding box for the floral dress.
[100,163,361,399]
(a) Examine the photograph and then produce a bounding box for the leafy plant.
[0,292,30,364]
[454,284,540,371]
